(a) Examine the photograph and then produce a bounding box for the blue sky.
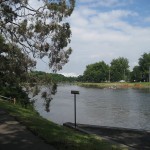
[36,0,150,76]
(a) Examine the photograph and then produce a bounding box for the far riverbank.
[76,82,150,89]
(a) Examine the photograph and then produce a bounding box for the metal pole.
[71,90,79,128]
[109,70,110,82]
[74,94,76,128]
[124,69,125,81]
[149,66,150,82]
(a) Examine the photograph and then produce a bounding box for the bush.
[0,86,30,107]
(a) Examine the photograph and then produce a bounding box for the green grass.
[77,82,150,89]
[0,100,128,150]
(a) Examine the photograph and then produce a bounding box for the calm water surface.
[34,84,150,130]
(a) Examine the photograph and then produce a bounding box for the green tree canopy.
[110,57,129,82]
[130,66,142,82]
[83,61,109,82]
[0,0,75,72]
[0,35,36,86]
[138,52,150,81]
[29,71,77,84]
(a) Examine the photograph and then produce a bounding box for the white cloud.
[61,72,79,77]
[144,17,150,23]
[80,0,133,7]
[58,6,150,75]
[35,1,150,75]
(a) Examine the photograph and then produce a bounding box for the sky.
[36,0,150,77]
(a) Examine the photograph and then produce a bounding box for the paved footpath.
[0,109,56,150]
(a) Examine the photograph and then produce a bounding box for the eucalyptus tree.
[0,34,36,107]
[0,0,75,72]
[0,35,36,86]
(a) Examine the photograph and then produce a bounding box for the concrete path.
[64,122,150,150]
[0,109,56,150]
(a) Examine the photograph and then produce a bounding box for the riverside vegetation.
[77,82,150,89]
[0,100,128,150]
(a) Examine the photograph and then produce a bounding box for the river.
[34,84,150,130]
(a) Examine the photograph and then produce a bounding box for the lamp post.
[71,90,79,128]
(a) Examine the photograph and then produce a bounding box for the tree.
[130,66,142,82]
[110,57,130,82]
[77,75,84,82]
[0,0,75,72]
[0,35,36,86]
[0,34,36,107]
[83,61,109,82]
[138,52,150,82]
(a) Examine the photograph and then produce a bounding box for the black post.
[74,94,76,128]
[71,90,79,128]
[149,66,150,82]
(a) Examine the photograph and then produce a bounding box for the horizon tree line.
[77,52,150,83]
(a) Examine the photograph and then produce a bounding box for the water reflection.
[34,84,150,130]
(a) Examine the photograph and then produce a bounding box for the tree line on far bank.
[30,52,150,83]
[77,52,150,83]
[28,71,77,84]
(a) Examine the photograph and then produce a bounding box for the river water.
[34,84,150,130]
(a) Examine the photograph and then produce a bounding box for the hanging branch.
[0,0,75,72]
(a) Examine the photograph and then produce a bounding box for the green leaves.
[81,53,149,83]
[138,52,150,81]
[110,57,129,82]
[0,35,36,86]
[82,58,130,82]
[83,61,109,82]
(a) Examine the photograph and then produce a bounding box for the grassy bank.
[77,82,150,89]
[0,100,128,150]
